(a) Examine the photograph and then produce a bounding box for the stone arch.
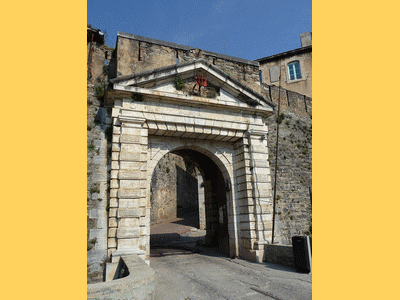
[147,138,239,257]
[107,59,276,264]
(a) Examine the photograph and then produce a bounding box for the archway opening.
[149,148,230,256]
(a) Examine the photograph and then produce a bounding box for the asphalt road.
[150,246,312,300]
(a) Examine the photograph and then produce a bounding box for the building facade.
[256,32,312,97]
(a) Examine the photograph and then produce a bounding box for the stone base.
[105,262,119,282]
[241,248,265,263]
[111,249,146,263]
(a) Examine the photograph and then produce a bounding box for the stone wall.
[260,84,311,118]
[116,37,176,77]
[115,32,311,118]
[115,32,262,94]
[87,41,115,84]
[265,111,312,244]
[87,254,155,300]
[150,153,199,224]
[264,244,295,267]
[112,32,312,247]
[87,29,312,281]
[202,55,262,94]
[87,40,114,283]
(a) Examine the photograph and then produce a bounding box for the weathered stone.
[118,188,142,199]
[117,208,141,218]
[88,29,311,283]
[117,227,140,239]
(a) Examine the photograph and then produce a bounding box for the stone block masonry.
[87,254,155,300]
[87,27,312,288]
[87,81,113,283]
[87,34,115,283]
[266,111,312,244]
[150,152,200,224]
[262,84,312,118]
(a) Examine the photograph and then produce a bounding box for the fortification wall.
[87,42,115,84]
[115,33,263,94]
[260,84,311,118]
[87,40,114,283]
[265,111,312,244]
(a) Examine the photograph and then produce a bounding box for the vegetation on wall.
[276,113,285,124]
[174,75,185,90]
[94,79,105,99]
[206,89,217,98]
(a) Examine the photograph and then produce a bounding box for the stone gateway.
[87,27,312,285]
[106,59,275,263]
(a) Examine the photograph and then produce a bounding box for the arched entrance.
[106,59,275,264]
[149,147,232,256]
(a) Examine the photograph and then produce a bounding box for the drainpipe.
[271,62,282,244]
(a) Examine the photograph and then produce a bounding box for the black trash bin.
[292,236,312,273]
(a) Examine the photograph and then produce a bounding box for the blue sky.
[87,0,311,60]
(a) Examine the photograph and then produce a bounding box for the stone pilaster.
[109,114,149,263]
[247,127,273,262]
[235,127,273,263]
[234,137,254,259]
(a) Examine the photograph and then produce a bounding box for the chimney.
[300,32,312,47]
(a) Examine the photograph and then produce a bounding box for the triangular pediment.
[110,59,275,111]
